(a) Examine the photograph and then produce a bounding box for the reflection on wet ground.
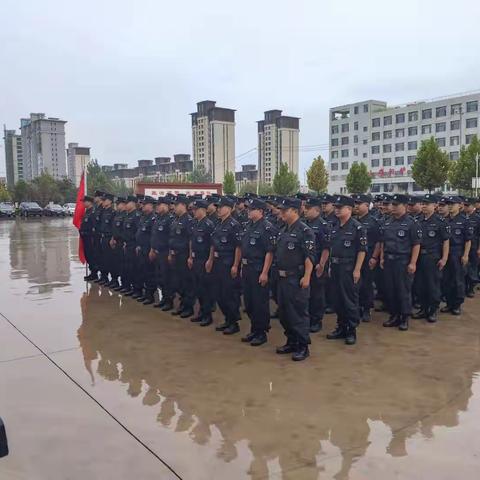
[0,218,480,479]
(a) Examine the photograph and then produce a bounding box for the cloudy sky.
[1,0,479,182]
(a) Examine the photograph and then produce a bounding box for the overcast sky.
[1,0,479,182]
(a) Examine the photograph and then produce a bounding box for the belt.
[241,258,263,266]
[192,251,208,259]
[330,257,355,264]
[213,251,233,259]
[420,249,439,256]
[385,253,409,260]
[278,266,304,278]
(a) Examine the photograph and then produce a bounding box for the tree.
[112,179,133,197]
[412,137,451,193]
[306,155,329,193]
[30,172,62,206]
[223,171,236,195]
[10,180,30,203]
[187,166,212,183]
[56,178,77,203]
[449,135,480,194]
[345,162,371,193]
[86,159,115,195]
[0,183,11,202]
[272,163,300,196]
[238,181,274,196]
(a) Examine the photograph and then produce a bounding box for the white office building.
[67,143,90,187]
[257,110,300,185]
[3,127,24,188]
[328,92,480,194]
[191,100,235,183]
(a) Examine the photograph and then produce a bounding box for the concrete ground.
[0,217,479,480]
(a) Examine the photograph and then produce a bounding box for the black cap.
[174,195,189,205]
[463,196,476,205]
[116,197,126,204]
[193,199,208,209]
[352,193,372,204]
[244,192,258,199]
[321,194,336,204]
[374,194,383,202]
[446,195,462,204]
[408,195,422,205]
[334,195,355,207]
[422,193,438,204]
[295,192,309,200]
[82,195,94,202]
[143,196,155,205]
[103,193,114,201]
[136,194,145,201]
[278,197,302,210]
[126,195,137,203]
[217,196,235,208]
[247,198,267,210]
[94,190,103,198]
[305,197,322,207]
[437,196,449,205]
[391,194,409,205]
[381,194,393,204]
[206,195,220,205]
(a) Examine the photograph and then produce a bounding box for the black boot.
[398,315,409,331]
[362,308,371,322]
[250,333,267,346]
[190,315,203,323]
[131,291,143,299]
[241,332,256,343]
[136,296,146,303]
[324,306,335,314]
[326,326,346,340]
[412,309,427,319]
[142,297,155,305]
[154,298,167,308]
[223,323,240,335]
[383,314,400,327]
[309,322,322,333]
[180,308,194,319]
[427,307,438,323]
[466,289,475,298]
[292,345,310,361]
[215,322,229,331]
[345,328,357,345]
[161,301,174,312]
[276,343,296,354]
[123,289,135,296]
[199,316,212,327]
[171,307,184,316]
[440,305,451,313]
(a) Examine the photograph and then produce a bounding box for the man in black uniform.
[381,194,422,331]
[304,197,330,332]
[188,199,216,326]
[206,197,242,335]
[79,195,96,280]
[98,193,115,285]
[322,194,339,314]
[463,197,480,297]
[109,197,127,290]
[91,190,104,282]
[240,198,276,346]
[133,197,156,304]
[233,197,249,229]
[121,196,140,295]
[440,196,472,314]
[413,194,450,323]
[275,198,315,361]
[353,194,381,322]
[168,195,194,318]
[206,195,220,225]
[326,196,367,345]
[149,197,173,310]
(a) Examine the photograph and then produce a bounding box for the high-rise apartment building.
[257,110,299,185]
[191,100,235,183]
[3,126,24,188]
[328,92,480,194]
[20,113,67,181]
[67,143,90,187]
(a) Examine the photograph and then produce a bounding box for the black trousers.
[269,265,279,306]
[309,272,325,326]
[154,250,173,302]
[99,236,112,278]
[242,264,270,335]
[445,253,466,309]
[384,258,413,316]
[92,233,102,274]
[277,275,310,347]
[135,247,156,297]
[331,262,360,331]
[109,241,124,281]
[466,244,479,293]
[170,252,194,310]
[416,254,442,311]
[81,235,95,272]
[212,258,240,325]
[123,244,137,290]
[359,258,375,311]
[192,256,213,318]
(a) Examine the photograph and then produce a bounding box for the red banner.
[73,173,86,264]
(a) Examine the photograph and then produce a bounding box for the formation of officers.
[79,189,480,361]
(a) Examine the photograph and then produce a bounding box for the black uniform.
[416,213,450,317]
[330,218,367,335]
[134,212,156,298]
[323,210,339,311]
[190,216,216,322]
[110,210,126,285]
[91,204,104,277]
[122,210,139,292]
[79,206,95,274]
[241,218,277,338]
[276,219,315,349]
[465,212,480,295]
[99,206,115,281]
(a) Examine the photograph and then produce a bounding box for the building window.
[435,122,446,133]
[371,145,380,154]
[450,136,460,146]
[354,121,359,131]
[331,150,339,159]
[363,126,368,132]
[383,144,391,153]
[363,153,367,158]
[451,103,462,115]
[450,151,459,160]
[466,135,474,144]
[341,136,349,145]
[331,125,339,134]
[342,123,349,133]
[354,106,359,114]
[383,130,393,139]
[466,117,478,128]
[372,132,380,141]
[396,128,405,138]
[466,101,478,112]
[372,118,380,128]
[341,149,349,157]
[363,139,368,144]
[436,106,447,117]
[408,126,418,136]
[364,104,369,112]
[353,148,358,156]
[408,141,417,150]
[450,120,460,130]
[422,124,432,134]
[354,135,358,143]
[422,109,432,120]
[407,155,416,165]
[341,161,349,170]
[395,142,405,151]
[371,158,380,167]
[384,115,392,126]
[408,111,418,122]
[395,156,405,165]
[331,138,339,146]
[331,163,339,171]
[436,137,446,147]
[396,113,405,123]
[383,158,391,167]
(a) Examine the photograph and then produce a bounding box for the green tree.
[345,162,371,193]
[306,155,329,193]
[412,137,451,193]
[30,172,62,206]
[10,180,30,203]
[0,183,11,202]
[449,135,480,193]
[112,179,133,197]
[187,166,212,183]
[56,178,77,203]
[86,159,115,195]
[223,171,236,195]
[272,163,300,196]
[238,181,274,196]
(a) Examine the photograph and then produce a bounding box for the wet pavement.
[0,218,479,480]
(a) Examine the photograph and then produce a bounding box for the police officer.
[206,195,220,225]
[304,197,330,332]
[440,196,472,315]
[352,193,381,322]
[233,197,249,229]
[408,195,423,221]
[322,193,339,314]
[206,196,242,335]
[326,195,367,345]
[275,197,315,361]
[132,196,156,304]
[381,194,422,331]
[240,198,276,346]
[188,200,216,326]
[412,194,450,323]
[149,197,174,310]
[121,196,140,295]
[108,197,127,290]
[79,195,96,281]
[98,193,115,286]
[168,195,194,318]
[91,190,105,282]
[463,197,480,297]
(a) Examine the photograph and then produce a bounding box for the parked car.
[43,203,66,217]
[63,203,76,216]
[0,202,15,218]
[19,202,43,217]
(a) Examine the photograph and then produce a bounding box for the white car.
[63,203,76,216]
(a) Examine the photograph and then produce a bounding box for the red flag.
[73,172,86,264]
